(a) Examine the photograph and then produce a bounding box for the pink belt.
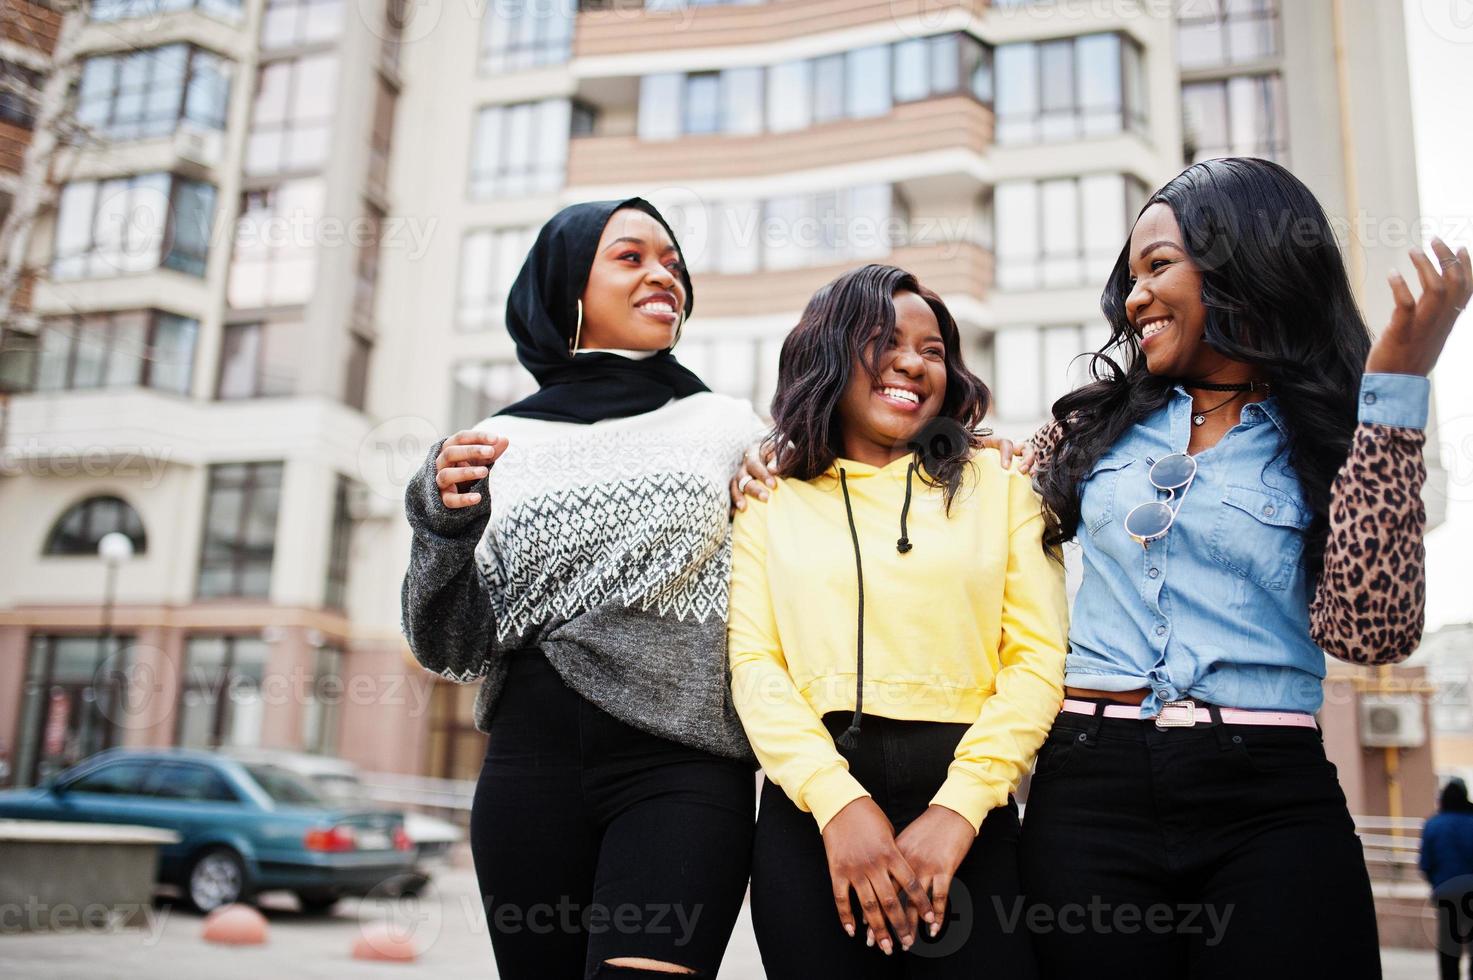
[1061,697,1318,730]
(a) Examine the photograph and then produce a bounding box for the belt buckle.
[1155,699,1198,729]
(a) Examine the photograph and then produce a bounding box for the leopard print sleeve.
[1309,422,1428,665]
[1026,419,1065,471]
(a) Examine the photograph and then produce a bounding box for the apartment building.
[0,0,1438,794]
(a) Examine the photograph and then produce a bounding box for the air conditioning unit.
[173,127,222,169]
[1360,695,1426,748]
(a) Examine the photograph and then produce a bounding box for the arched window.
[44,495,147,556]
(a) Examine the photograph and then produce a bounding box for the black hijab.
[494,197,709,424]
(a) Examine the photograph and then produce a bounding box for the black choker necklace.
[1182,380,1270,393]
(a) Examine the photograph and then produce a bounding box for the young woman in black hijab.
[401,198,765,978]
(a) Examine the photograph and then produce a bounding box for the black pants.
[1018,702,1381,979]
[750,712,1039,979]
[1434,889,1473,980]
[469,649,755,979]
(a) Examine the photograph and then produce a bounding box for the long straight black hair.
[768,263,991,512]
[1037,157,1372,580]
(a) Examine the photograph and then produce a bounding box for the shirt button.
[1262,504,1276,518]
[1155,625,1167,636]
[1157,689,1170,699]
[1148,567,1160,579]
[1364,392,1378,405]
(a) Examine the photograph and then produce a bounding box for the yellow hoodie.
[728,448,1068,833]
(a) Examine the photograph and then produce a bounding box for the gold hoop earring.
[568,299,583,355]
[669,309,685,351]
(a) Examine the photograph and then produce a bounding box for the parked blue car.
[0,747,418,914]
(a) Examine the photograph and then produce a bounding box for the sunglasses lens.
[1125,501,1175,540]
[1151,453,1197,490]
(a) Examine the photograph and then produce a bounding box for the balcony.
[567,95,992,187]
[693,239,992,320]
[575,0,986,58]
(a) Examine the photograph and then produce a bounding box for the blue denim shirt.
[1066,373,1431,716]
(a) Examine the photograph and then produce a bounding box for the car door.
[140,763,246,875]
[51,758,159,828]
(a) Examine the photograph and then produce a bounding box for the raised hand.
[1367,237,1471,377]
[434,430,509,509]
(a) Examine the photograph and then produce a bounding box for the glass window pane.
[812,55,845,124]
[994,43,1036,144]
[893,39,928,102]
[721,67,763,135]
[928,34,960,93]
[766,61,811,133]
[845,46,891,119]
[638,74,682,141]
[993,328,1041,419]
[684,73,721,135]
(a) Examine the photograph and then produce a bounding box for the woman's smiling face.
[577,208,688,351]
[1124,202,1240,381]
[836,290,948,463]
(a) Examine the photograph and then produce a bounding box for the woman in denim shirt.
[1008,158,1467,977]
[730,157,1471,975]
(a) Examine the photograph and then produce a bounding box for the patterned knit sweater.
[400,392,765,761]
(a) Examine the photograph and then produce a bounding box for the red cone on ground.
[352,922,420,962]
[201,903,269,945]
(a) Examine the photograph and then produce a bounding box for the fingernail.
[844,923,854,937]
[866,930,874,948]
[881,938,893,955]
[759,491,769,501]
[925,911,936,923]
[902,936,913,951]
[468,493,481,502]
[930,922,940,938]
[766,477,776,488]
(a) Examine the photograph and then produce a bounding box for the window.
[450,360,539,426]
[90,0,243,23]
[175,635,269,747]
[469,99,581,198]
[228,179,324,307]
[353,205,383,326]
[367,75,396,194]
[457,226,537,331]
[638,34,990,140]
[51,174,217,279]
[1181,73,1287,164]
[243,763,324,802]
[344,331,372,411]
[15,636,136,787]
[76,44,229,140]
[1177,0,1279,70]
[302,646,343,754]
[995,33,1145,144]
[480,0,574,73]
[45,495,148,556]
[0,61,43,129]
[67,761,153,796]
[325,476,352,609]
[260,0,344,50]
[994,174,1147,291]
[17,311,196,395]
[245,54,337,175]
[675,335,784,412]
[217,320,298,398]
[197,462,284,598]
[146,763,238,802]
[991,323,1113,420]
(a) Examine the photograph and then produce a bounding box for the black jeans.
[1434,887,1473,980]
[1018,702,1381,979]
[469,649,755,979]
[750,712,1039,979]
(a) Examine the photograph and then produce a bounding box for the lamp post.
[97,531,134,751]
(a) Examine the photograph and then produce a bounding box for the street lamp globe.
[98,532,135,563]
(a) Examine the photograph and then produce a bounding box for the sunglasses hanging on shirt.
[1124,452,1198,548]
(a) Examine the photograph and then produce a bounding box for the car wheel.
[187,847,249,913]
[295,889,339,915]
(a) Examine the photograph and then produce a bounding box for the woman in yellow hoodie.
[728,263,1069,978]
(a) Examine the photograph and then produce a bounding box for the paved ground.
[0,859,1445,978]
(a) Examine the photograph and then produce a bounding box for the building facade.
[0,0,1440,794]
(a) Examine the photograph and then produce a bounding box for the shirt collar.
[1170,384,1288,436]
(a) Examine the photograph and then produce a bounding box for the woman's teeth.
[1141,318,1173,340]
[880,387,919,405]
[640,302,675,314]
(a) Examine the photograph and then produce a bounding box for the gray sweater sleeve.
[399,437,496,683]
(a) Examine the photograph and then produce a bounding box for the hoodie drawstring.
[836,468,866,749]
[834,457,917,751]
[897,460,916,554]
